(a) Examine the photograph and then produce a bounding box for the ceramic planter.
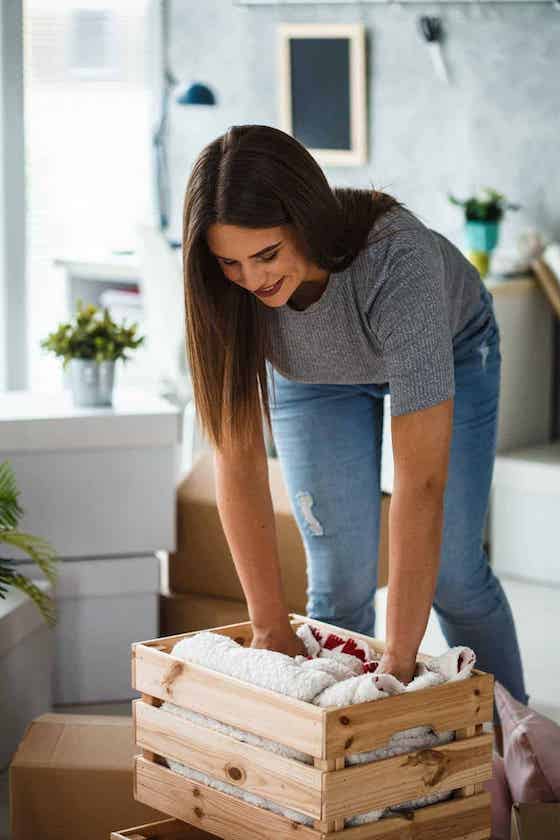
[69,359,115,407]
[465,220,500,253]
[465,221,501,279]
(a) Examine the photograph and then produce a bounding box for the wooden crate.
[131,614,494,840]
[111,817,215,838]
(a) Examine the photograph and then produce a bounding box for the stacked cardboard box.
[10,713,164,840]
[510,803,560,839]
[162,454,390,636]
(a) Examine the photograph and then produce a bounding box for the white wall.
[166,2,560,253]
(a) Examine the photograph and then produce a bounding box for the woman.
[182,123,527,703]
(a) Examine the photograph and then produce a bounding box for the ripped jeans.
[267,285,529,707]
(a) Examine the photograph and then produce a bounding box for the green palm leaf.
[0,567,57,626]
[0,530,58,583]
[0,459,58,624]
[0,460,24,529]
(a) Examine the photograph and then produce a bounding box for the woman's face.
[206,223,329,308]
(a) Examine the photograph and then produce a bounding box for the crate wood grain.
[132,615,493,839]
[134,757,491,840]
[111,817,216,839]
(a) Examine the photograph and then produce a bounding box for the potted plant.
[0,460,58,626]
[448,188,521,278]
[41,300,145,407]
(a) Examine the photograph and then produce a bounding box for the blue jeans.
[267,286,529,708]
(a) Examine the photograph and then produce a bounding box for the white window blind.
[24,0,157,391]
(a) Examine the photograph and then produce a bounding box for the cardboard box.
[169,455,390,609]
[510,802,560,839]
[0,583,53,769]
[10,713,164,840]
[160,591,249,637]
[18,554,159,704]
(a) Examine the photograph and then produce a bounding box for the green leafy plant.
[448,188,521,223]
[40,299,145,369]
[0,460,58,626]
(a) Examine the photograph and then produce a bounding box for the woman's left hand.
[375,650,417,685]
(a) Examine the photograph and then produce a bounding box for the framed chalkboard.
[278,23,367,166]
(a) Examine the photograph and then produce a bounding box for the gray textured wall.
[167,1,559,255]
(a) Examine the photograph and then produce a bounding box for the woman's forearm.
[385,483,445,664]
[213,452,291,634]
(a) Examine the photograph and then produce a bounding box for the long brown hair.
[182,124,404,451]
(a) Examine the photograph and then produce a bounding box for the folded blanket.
[160,623,475,827]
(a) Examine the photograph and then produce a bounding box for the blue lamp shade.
[176,81,216,106]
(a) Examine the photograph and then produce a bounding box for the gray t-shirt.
[265,206,485,415]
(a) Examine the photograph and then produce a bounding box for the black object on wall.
[290,38,351,151]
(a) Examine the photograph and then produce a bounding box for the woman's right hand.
[251,625,308,658]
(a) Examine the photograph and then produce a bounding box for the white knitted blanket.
[160,623,476,827]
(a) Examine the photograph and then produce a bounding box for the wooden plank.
[134,756,321,840]
[136,695,163,764]
[134,620,254,652]
[132,643,325,758]
[131,763,490,840]
[456,725,486,797]
[323,733,492,819]
[111,817,214,839]
[324,672,494,757]
[313,757,344,832]
[323,792,491,840]
[135,700,322,819]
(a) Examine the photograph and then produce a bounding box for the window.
[24,0,157,390]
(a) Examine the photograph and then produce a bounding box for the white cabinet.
[0,389,181,558]
[490,442,560,585]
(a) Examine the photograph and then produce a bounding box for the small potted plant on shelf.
[448,187,521,278]
[41,300,145,407]
[0,460,58,626]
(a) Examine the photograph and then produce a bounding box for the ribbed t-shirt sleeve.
[369,242,455,416]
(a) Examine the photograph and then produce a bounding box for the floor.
[2,574,559,839]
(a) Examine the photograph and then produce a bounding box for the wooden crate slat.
[134,756,321,840]
[111,817,214,839]
[456,724,486,797]
[134,756,491,840]
[137,620,255,653]
[325,672,494,756]
[315,756,345,832]
[323,792,491,840]
[135,699,323,819]
[323,733,493,819]
[132,642,325,757]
